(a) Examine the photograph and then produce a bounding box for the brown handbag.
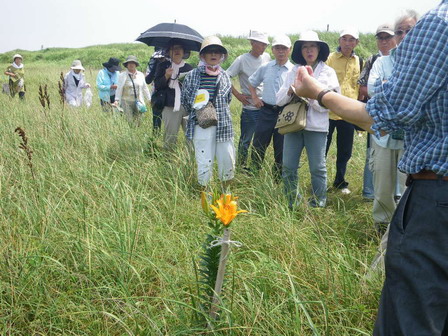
[195,81,220,129]
[196,101,218,128]
[275,96,308,135]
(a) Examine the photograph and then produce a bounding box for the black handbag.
[151,89,166,111]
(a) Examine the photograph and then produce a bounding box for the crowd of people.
[1,12,424,219]
[3,2,447,333]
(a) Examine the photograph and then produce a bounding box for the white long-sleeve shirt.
[115,70,151,103]
[276,62,340,132]
[64,70,89,107]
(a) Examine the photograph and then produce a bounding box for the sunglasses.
[394,28,413,36]
[204,47,224,54]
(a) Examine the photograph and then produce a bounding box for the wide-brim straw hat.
[102,57,122,71]
[70,59,85,71]
[199,36,228,59]
[291,31,330,64]
[13,54,23,61]
[123,55,140,67]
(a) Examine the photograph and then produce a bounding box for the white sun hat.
[248,30,269,45]
[271,34,291,48]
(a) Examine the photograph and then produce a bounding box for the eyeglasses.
[395,28,413,36]
[376,35,393,41]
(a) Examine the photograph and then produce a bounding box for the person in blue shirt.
[96,57,121,110]
[248,35,293,182]
[291,1,448,334]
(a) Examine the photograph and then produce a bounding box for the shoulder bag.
[275,95,308,135]
[129,74,147,113]
[196,81,220,129]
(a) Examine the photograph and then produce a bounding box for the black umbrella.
[136,23,204,52]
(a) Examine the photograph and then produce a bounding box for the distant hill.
[0,32,377,70]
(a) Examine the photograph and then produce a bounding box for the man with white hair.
[367,10,419,270]
[358,23,397,202]
[248,35,293,181]
[227,31,271,169]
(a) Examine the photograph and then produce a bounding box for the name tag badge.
[193,89,210,110]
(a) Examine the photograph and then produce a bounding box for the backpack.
[145,49,165,84]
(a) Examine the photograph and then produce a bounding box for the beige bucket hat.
[199,36,228,57]
[70,60,85,71]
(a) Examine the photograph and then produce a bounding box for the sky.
[0,0,440,53]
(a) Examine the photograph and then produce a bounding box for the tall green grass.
[1,40,382,335]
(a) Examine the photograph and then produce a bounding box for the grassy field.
[1,36,383,335]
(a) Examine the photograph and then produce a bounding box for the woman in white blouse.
[64,60,91,107]
[115,55,151,126]
[276,31,340,208]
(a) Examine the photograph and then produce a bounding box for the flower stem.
[209,228,231,320]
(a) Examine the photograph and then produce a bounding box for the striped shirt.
[366,0,448,176]
[181,66,233,142]
[199,74,218,101]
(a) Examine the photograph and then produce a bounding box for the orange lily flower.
[210,194,247,226]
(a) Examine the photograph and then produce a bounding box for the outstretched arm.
[292,66,374,132]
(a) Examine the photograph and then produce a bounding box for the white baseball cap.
[271,34,291,48]
[339,28,359,40]
[248,30,269,45]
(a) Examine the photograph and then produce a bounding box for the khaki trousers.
[162,106,188,149]
[370,140,406,224]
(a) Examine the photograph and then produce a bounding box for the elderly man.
[358,23,396,201]
[292,0,448,333]
[248,35,293,182]
[358,24,396,98]
[367,10,419,270]
[227,31,271,169]
[325,29,363,194]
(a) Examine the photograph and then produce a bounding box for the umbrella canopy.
[136,23,204,52]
